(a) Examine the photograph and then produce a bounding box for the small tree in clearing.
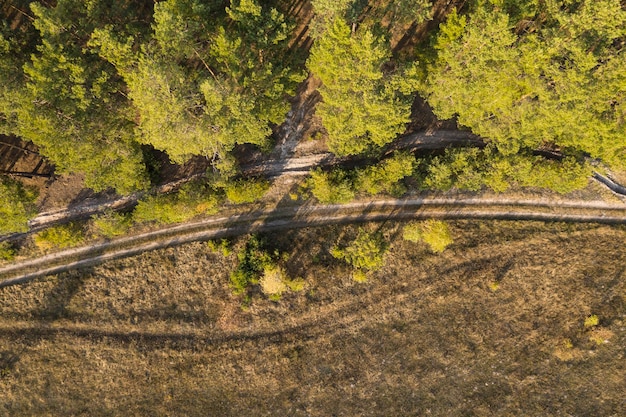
[259,265,288,301]
[403,220,453,253]
[331,228,388,281]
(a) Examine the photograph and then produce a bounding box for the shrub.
[584,314,599,328]
[133,194,196,225]
[92,211,131,238]
[259,265,288,299]
[331,228,388,271]
[286,277,306,292]
[133,183,219,225]
[229,235,303,298]
[421,155,457,191]
[34,223,84,251]
[422,147,591,194]
[307,168,355,204]
[207,239,232,257]
[517,157,591,194]
[0,241,15,261]
[307,154,414,202]
[259,266,305,299]
[0,176,38,234]
[352,269,368,283]
[178,181,220,215]
[403,220,453,253]
[355,152,414,196]
[230,235,275,295]
[224,178,270,204]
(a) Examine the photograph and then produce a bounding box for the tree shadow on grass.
[0,348,21,378]
[36,268,92,321]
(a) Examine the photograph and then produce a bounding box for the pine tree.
[308,19,412,156]
[0,0,150,193]
[423,1,626,169]
[92,0,303,176]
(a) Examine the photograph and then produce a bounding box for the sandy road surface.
[1,196,625,287]
[2,128,621,237]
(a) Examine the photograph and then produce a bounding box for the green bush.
[230,235,275,295]
[403,220,453,253]
[132,194,196,225]
[180,182,221,214]
[422,148,495,192]
[229,235,303,298]
[422,148,591,194]
[0,241,15,261]
[92,211,132,238]
[355,152,414,196]
[307,154,415,203]
[0,176,38,234]
[207,239,232,257]
[286,277,306,292]
[133,182,219,225]
[331,228,388,271]
[34,223,85,252]
[224,179,270,204]
[307,168,355,204]
[517,157,592,194]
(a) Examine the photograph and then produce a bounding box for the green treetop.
[308,18,413,156]
[0,0,150,193]
[423,0,626,168]
[92,0,303,175]
[331,228,389,271]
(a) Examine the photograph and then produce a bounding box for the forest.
[0,0,625,235]
[0,2,625,414]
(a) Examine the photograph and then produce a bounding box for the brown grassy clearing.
[0,220,624,416]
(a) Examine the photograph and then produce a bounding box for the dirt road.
[2,128,621,237]
[2,196,625,287]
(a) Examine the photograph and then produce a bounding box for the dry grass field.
[0,220,624,416]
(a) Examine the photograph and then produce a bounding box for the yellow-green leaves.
[307,168,356,204]
[308,19,411,156]
[331,228,389,271]
[424,0,626,169]
[403,220,453,253]
[421,147,592,194]
[355,152,414,196]
[0,176,37,234]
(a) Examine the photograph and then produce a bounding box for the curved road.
[1,196,625,288]
[3,128,623,236]
[1,127,625,287]
[0,129,482,240]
